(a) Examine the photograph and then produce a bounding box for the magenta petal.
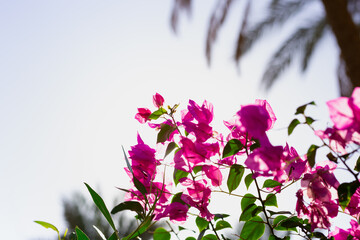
[327,97,354,130]
[203,165,222,186]
[153,93,164,108]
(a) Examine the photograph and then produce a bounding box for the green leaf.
[157,124,176,143]
[214,214,230,221]
[111,201,144,216]
[241,193,256,211]
[327,152,338,163]
[84,183,116,231]
[222,139,244,158]
[148,107,167,120]
[267,210,292,216]
[75,227,90,240]
[338,181,360,210]
[305,116,315,125]
[133,177,148,195]
[122,215,153,240]
[262,179,282,189]
[185,237,196,240]
[34,221,59,234]
[93,225,106,240]
[164,142,177,159]
[171,192,187,206]
[250,139,261,152]
[193,166,203,174]
[107,232,117,240]
[354,156,360,172]
[122,146,133,175]
[288,119,300,135]
[153,227,171,240]
[240,216,265,240]
[295,101,315,115]
[307,144,319,168]
[244,173,254,189]
[202,234,217,240]
[215,220,232,230]
[278,216,303,229]
[273,215,297,232]
[227,164,245,193]
[239,204,261,221]
[173,169,189,186]
[264,193,278,207]
[196,216,209,232]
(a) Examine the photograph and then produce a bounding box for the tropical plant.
[170,0,360,96]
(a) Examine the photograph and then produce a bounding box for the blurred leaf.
[164,142,177,159]
[75,227,90,240]
[93,225,106,240]
[107,232,117,240]
[338,181,360,210]
[262,179,281,188]
[148,107,167,120]
[244,173,254,189]
[240,216,265,240]
[173,169,189,186]
[222,139,244,158]
[153,227,171,240]
[227,164,245,193]
[171,192,187,206]
[34,221,59,234]
[249,139,261,152]
[215,220,232,230]
[84,183,116,231]
[196,217,209,232]
[111,201,144,216]
[185,237,196,240]
[307,144,319,168]
[288,119,300,135]
[264,193,278,207]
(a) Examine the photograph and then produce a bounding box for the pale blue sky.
[0,1,340,239]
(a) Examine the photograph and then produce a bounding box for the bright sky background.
[0,1,342,239]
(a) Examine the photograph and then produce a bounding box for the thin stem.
[166,221,181,240]
[209,221,221,240]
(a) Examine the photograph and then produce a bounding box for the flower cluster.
[122,90,360,240]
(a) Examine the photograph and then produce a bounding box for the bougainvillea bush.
[36,89,360,240]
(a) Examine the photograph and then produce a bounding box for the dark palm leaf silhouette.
[171,0,360,96]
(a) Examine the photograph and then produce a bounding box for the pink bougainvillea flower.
[329,227,351,240]
[346,186,360,218]
[295,190,309,217]
[301,163,339,203]
[182,121,213,142]
[128,134,158,186]
[153,93,164,108]
[156,202,189,222]
[307,201,338,230]
[202,165,223,187]
[135,108,152,124]
[186,99,214,124]
[180,137,219,166]
[255,99,277,130]
[282,144,308,181]
[245,145,283,174]
[327,87,360,131]
[237,104,271,139]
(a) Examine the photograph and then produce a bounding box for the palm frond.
[337,55,354,97]
[235,0,309,63]
[261,17,326,90]
[170,0,192,33]
[301,17,328,71]
[205,0,235,65]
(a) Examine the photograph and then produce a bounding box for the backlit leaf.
[227,164,245,193]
